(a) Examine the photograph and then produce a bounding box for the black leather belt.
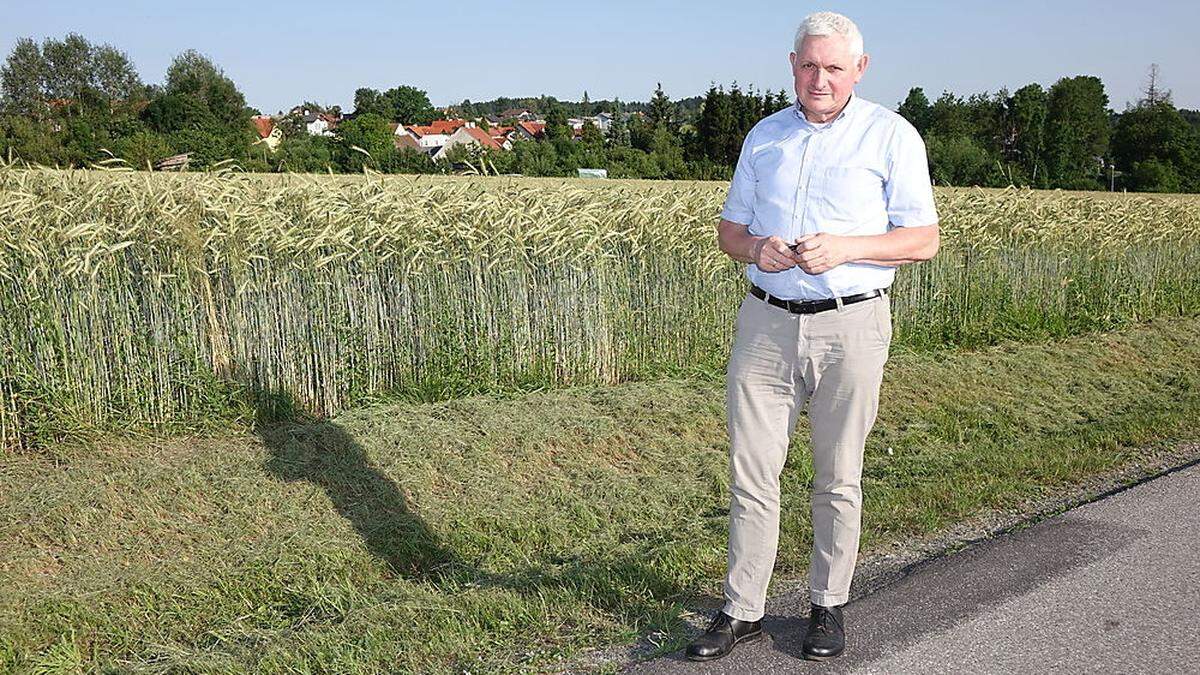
[749,284,886,315]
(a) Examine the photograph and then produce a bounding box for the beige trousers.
[722,290,892,622]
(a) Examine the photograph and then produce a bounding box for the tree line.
[1,33,1197,191]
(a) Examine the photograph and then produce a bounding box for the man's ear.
[789,52,797,70]
[856,53,871,82]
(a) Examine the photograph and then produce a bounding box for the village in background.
[2,34,1198,190]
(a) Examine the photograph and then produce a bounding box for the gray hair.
[793,11,864,58]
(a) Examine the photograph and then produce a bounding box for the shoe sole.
[686,630,764,662]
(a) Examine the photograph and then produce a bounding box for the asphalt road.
[627,460,1200,674]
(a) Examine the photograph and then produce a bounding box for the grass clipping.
[2,316,1199,672]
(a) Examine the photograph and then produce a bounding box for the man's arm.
[717,219,804,271]
[792,224,938,274]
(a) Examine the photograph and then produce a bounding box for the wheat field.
[2,165,1198,449]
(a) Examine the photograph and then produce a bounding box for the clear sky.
[2,0,1197,115]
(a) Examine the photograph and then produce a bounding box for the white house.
[433,126,504,161]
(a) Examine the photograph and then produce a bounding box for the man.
[685,11,939,663]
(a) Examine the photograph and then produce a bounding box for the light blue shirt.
[721,94,938,301]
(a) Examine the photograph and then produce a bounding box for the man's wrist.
[746,236,763,264]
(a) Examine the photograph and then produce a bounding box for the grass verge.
[2,317,1199,673]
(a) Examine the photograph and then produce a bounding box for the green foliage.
[164,49,248,129]
[353,85,437,124]
[897,87,932,135]
[926,133,999,187]
[1112,101,1200,192]
[275,133,336,173]
[647,82,677,131]
[1045,75,1110,189]
[112,130,173,169]
[334,112,396,171]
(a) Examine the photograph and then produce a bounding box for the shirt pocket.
[819,166,885,229]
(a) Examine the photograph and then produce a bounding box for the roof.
[394,134,421,150]
[462,126,502,150]
[251,116,275,139]
[517,121,545,137]
[407,119,467,137]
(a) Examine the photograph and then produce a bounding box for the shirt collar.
[793,93,859,128]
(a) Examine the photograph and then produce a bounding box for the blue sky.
[2,1,1197,115]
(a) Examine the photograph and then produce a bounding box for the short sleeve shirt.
[721,94,938,301]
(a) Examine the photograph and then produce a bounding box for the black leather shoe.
[802,603,846,660]
[685,610,763,662]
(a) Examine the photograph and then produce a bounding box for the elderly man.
[685,11,939,663]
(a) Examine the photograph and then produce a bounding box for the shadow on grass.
[252,388,693,624]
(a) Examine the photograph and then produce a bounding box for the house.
[393,133,423,152]
[487,125,516,148]
[499,107,537,121]
[251,115,282,151]
[400,119,472,150]
[513,120,546,140]
[302,111,339,136]
[433,126,504,161]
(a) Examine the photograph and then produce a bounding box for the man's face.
[789,34,869,121]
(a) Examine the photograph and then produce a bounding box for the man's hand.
[751,235,805,272]
[792,233,858,275]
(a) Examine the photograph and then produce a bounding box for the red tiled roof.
[489,125,514,137]
[251,116,275,139]
[518,121,545,137]
[462,126,502,150]
[407,119,467,137]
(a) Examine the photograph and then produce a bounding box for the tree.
[1044,75,1110,189]
[647,82,676,131]
[336,112,394,171]
[2,34,144,116]
[1,39,47,115]
[579,119,603,146]
[1142,63,1171,106]
[353,85,436,124]
[1006,84,1049,186]
[1112,101,1200,192]
[544,102,570,142]
[897,87,932,135]
[696,84,735,164]
[606,98,631,148]
[164,49,247,128]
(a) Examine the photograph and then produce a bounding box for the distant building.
[434,126,504,161]
[251,115,282,151]
[299,110,340,136]
[499,107,537,121]
[514,120,546,140]
[400,119,473,150]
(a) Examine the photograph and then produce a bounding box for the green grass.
[2,317,1199,673]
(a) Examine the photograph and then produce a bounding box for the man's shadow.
[257,403,461,581]
[253,388,685,620]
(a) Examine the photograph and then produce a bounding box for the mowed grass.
[2,316,1199,673]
